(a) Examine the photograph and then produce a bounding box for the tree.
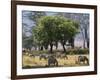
[56,13,89,48]
[68,21,79,48]
[58,20,79,52]
[33,16,58,52]
[33,16,79,53]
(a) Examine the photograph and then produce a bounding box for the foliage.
[66,48,89,55]
[56,13,89,48]
[33,16,79,53]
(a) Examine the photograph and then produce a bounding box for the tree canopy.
[32,16,79,53]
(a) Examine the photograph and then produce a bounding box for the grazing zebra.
[77,56,89,65]
[29,54,35,58]
[39,54,47,60]
[48,56,58,67]
[56,54,68,59]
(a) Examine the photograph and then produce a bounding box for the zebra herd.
[23,49,89,67]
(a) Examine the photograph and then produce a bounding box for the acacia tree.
[58,20,79,52]
[33,16,79,53]
[56,13,89,48]
[33,16,58,52]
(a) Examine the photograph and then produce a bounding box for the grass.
[22,53,89,69]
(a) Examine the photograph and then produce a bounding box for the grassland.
[22,53,89,69]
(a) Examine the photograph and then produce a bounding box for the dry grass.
[22,54,89,69]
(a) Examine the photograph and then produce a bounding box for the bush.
[31,48,89,55]
[31,50,48,54]
[66,48,89,55]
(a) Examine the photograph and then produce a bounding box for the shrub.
[66,48,89,55]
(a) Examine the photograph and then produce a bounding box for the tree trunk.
[62,43,66,53]
[50,43,53,53]
[68,38,74,48]
[70,38,74,48]
[44,45,48,50]
[87,39,89,48]
[40,46,43,50]
[83,39,85,48]
[80,27,86,49]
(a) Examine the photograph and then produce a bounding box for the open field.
[22,54,89,69]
